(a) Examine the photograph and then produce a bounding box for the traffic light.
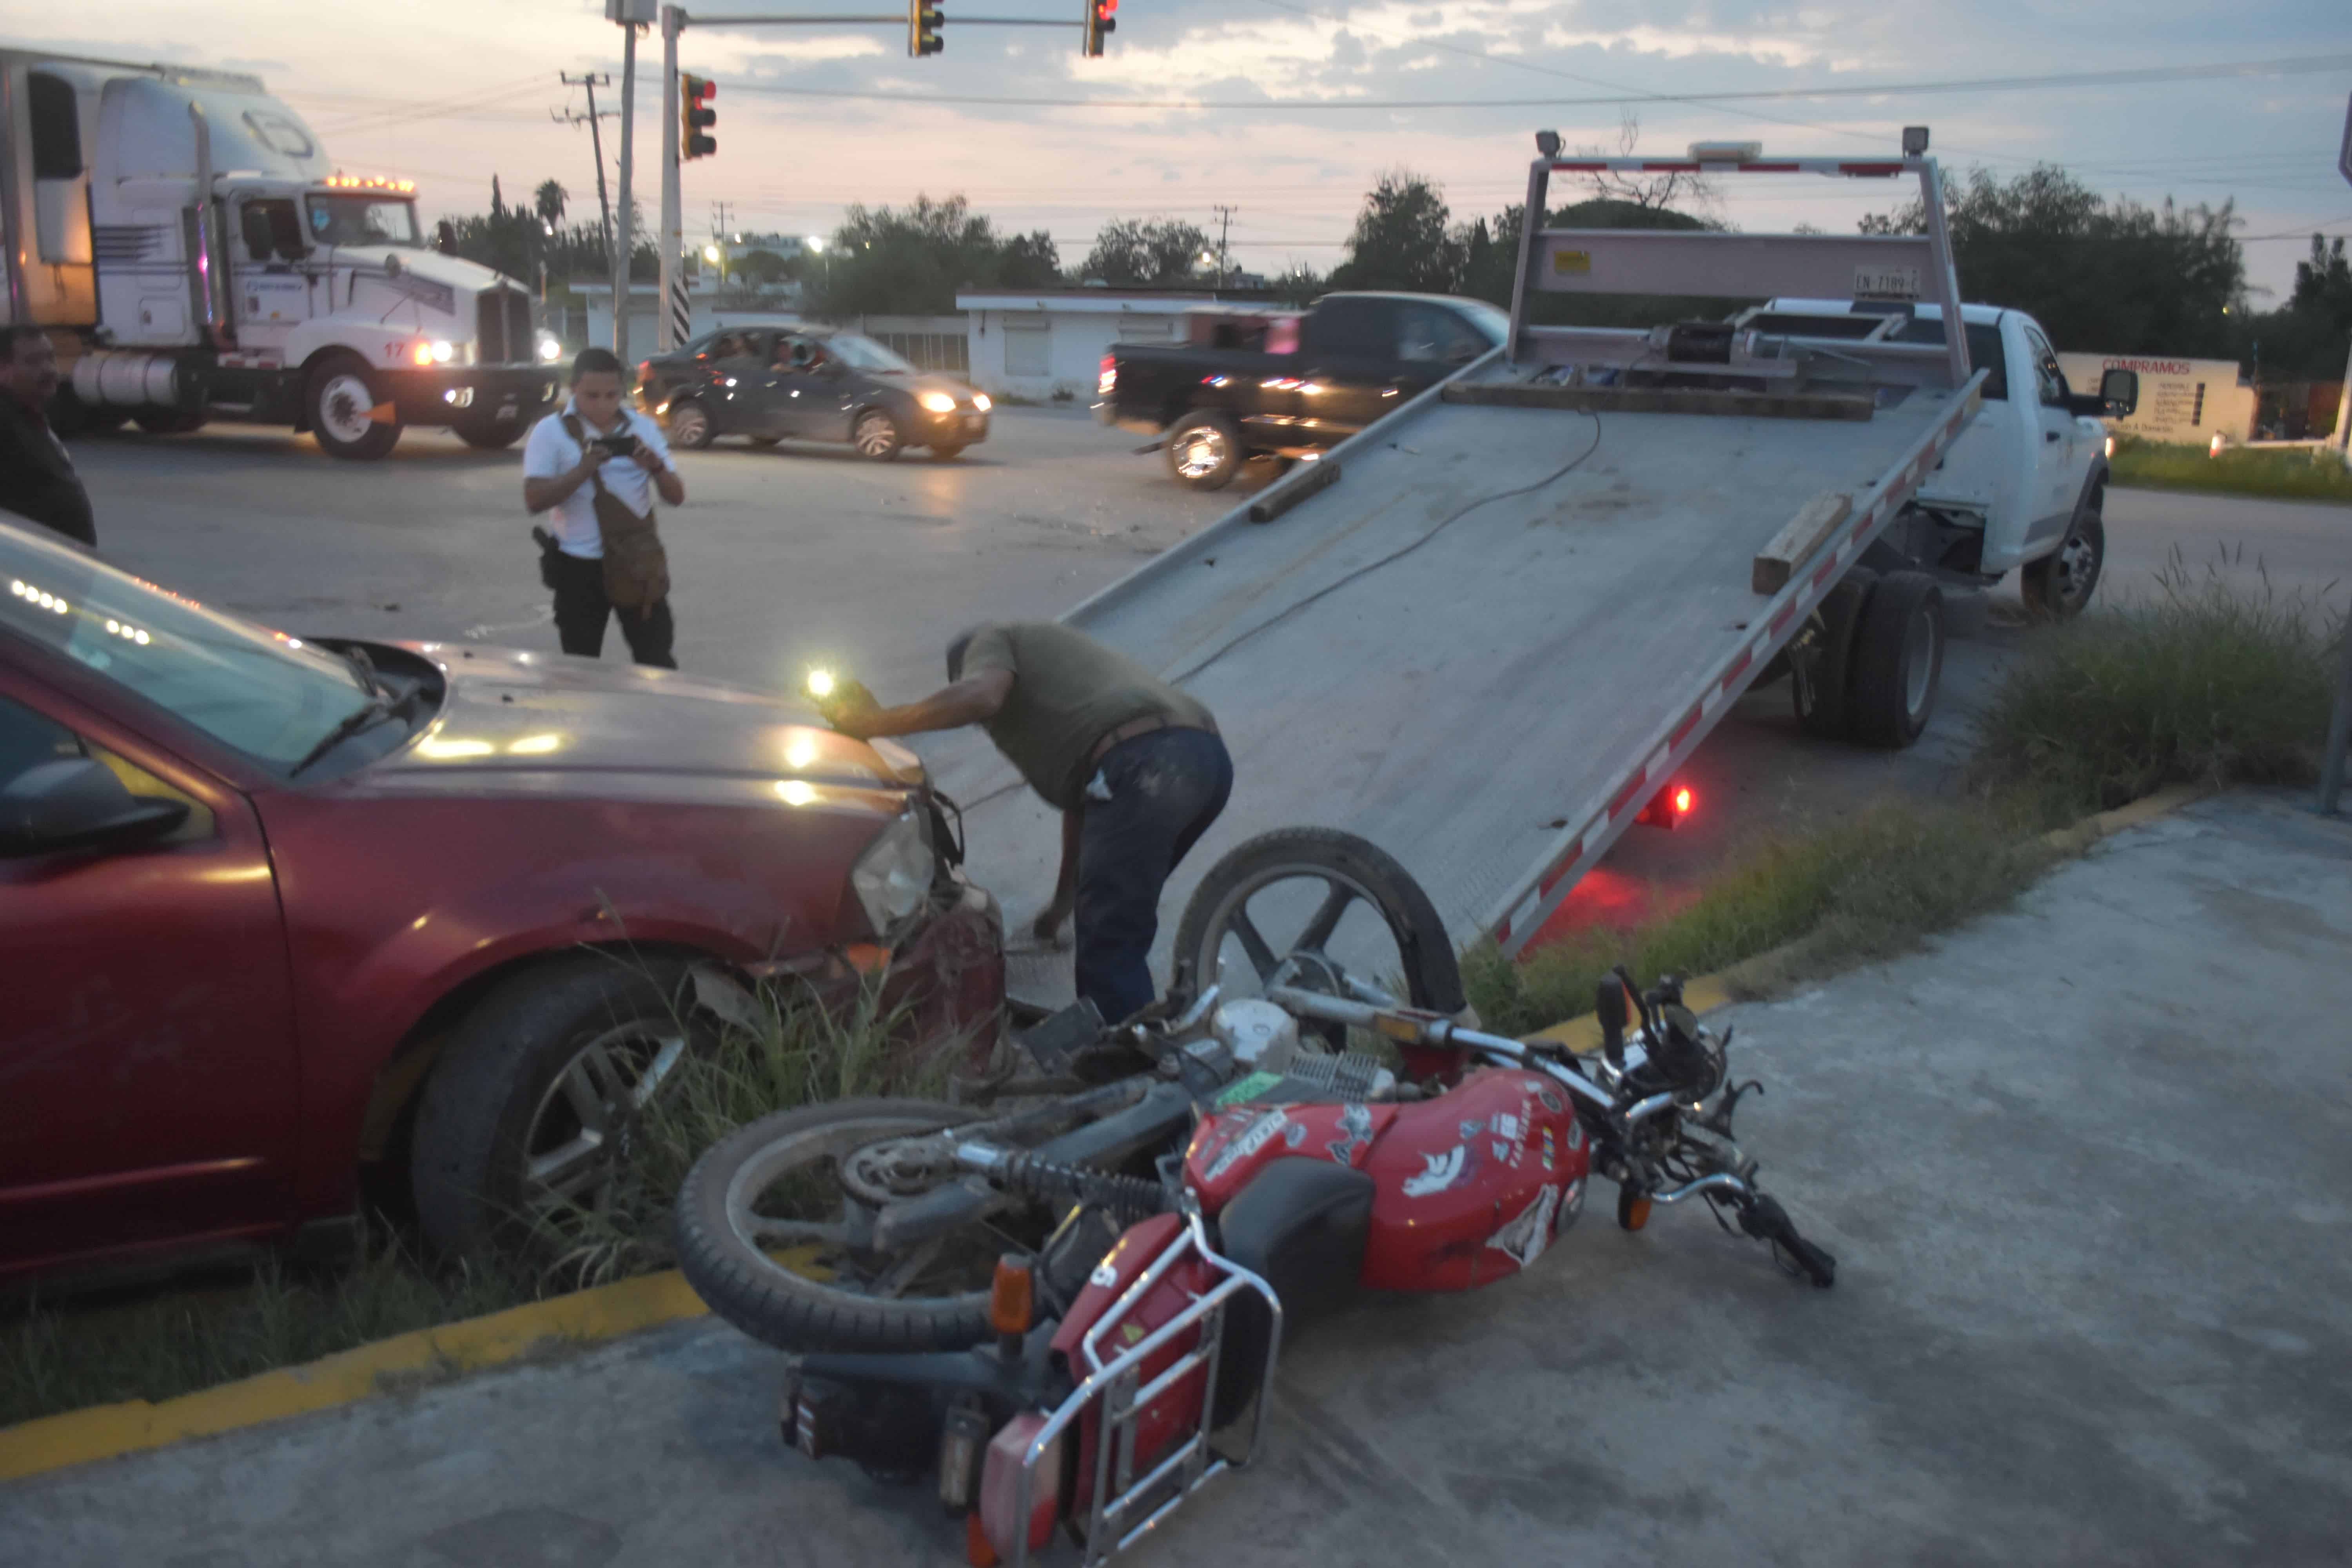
[907,0,944,56]
[681,73,717,161]
[1081,0,1116,56]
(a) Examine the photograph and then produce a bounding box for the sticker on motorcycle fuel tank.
[1215,1071,1282,1107]
[1205,1109,1289,1183]
[1486,1186,1563,1270]
[1403,1144,1469,1198]
[1285,1121,1307,1149]
[1090,1260,1120,1290]
[1326,1103,1373,1166]
[1534,1083,1565,1115]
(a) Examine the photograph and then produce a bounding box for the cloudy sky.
[21,1,2352,303]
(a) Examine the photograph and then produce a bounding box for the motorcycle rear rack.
[1007,1214,1283,1568]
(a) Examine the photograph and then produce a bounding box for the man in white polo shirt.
[521,347,686,667]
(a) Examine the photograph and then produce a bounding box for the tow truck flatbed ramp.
[933,143,1982,980]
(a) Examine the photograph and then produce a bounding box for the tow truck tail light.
[1636,781,1695,831]
[1098,355,1115,397]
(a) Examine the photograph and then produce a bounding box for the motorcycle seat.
[1209,1158,1373,1425]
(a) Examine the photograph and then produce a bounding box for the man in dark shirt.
[0,326,96,548]
[823,621,1231,1024]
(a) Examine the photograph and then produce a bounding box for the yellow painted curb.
[0,1269,708,1485]
[1525,784,2211,1052]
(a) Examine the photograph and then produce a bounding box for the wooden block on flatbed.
[1752,491,1853,595]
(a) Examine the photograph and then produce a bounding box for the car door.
[767,334,838,440]
[2020,322,2084,546]
[1298,296,1405,439]
[231,196,314,364]
[0,680,301,1279]
[702,330,769,436]
[1395,303,1490,398]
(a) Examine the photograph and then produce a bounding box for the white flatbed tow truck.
[928,134,2137,989]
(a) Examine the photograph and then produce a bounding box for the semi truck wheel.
[1847,570,1945,749]
[1789,568,1877,742]
[2022,487,2104,619]
[452,416,522,451]
[1166,412,1243,491]
[307,355,401,461]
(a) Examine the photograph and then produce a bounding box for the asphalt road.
[8,793,2346,1566]
[63,416,2349,952]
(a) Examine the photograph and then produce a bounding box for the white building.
[957,289,1263,401]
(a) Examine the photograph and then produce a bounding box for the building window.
[1004,325,1050,379]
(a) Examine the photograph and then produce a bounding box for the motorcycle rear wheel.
[673,1098,1012,1352]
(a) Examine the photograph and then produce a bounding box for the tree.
[1082,218,1210,285]
[998,229,1063,289]
[1859,165,2244,356]
[534,180,567,227]
[1272,263,1323,307]
[732,248,797,287]
[811,194,1044,315]
[1328,170,1461,293]
[1571,114,1717,217]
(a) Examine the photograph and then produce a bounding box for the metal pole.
[2331,330,2352,465]
[2321,605,2352,815]
[659,5,683,352]
[615,28,637,361]
[572,77,616,302]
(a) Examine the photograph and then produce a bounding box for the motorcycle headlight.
[918,391,958,414]
[850,806,934,936]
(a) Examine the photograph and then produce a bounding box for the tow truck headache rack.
[1001,1216,1282,1568]
[940,135,1987,967]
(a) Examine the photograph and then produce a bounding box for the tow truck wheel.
[1848,570,1945,750]
[1789,568,1877,742]
[1166,411,1242,491]
[2022,489,2104,619]
[307,354,401,461]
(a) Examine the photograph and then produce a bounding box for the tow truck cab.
[1753,298,2136,584]
[0,51,560,458]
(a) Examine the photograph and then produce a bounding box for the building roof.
[957,288,1269,314]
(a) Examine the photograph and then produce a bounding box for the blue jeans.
[1074,727,1234,1024]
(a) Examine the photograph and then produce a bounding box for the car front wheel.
[666,400,713,450]
[853,408,903,461]
[411,955,704,1259]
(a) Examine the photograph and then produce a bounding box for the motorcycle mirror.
[1594,976,1627,1060]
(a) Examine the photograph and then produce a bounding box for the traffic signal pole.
[650,3,1105,350]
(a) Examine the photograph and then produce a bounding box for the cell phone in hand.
[596,431,640,459]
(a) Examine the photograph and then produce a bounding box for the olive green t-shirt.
[962,622,1215,810]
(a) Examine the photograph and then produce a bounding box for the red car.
[0,517,1002,1284]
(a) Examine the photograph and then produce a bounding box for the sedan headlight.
[917,391,958,414]
[850,806,934,936]
[971,393,991,412]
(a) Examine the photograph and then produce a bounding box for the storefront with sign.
[2056,353,2254,446]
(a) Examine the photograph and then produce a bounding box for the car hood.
[350,643,923,799]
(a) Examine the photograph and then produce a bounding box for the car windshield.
[821,333,917,374]
[0,526,376,770]
[1457,301,1512,346]
[305,194,421,248]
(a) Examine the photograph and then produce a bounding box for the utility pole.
[554,74,616,280]
[659,4,684,352]
[1212,204,1235,287]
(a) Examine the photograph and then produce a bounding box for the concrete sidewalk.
[7,793,2350,1566]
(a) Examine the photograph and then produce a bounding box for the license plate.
[962,414,984,430]
[1854,264,1921,300]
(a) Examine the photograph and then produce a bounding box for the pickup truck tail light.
[1098,356,1116,397]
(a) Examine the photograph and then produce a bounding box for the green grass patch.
[1462,794,2051,1037]
[0,979,930,1428]
[1973,551,2343,817]
[2108,435,2352,503]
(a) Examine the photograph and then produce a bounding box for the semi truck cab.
[2,52,559,458]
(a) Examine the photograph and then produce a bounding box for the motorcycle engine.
[1211,999,1300,1074]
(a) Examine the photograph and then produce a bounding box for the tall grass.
[1974,550,2343,816]
[1,974,929,1427]
[2108,435,2352,503]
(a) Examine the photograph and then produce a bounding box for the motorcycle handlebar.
[1263,985,1615,1112]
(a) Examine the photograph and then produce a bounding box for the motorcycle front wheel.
[674,1098,1018,1352]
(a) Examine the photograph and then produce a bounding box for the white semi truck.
[0,48,561,458]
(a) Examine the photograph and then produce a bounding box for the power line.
[710,51,2352,113]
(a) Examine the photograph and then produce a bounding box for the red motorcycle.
[675,832,1835,1567]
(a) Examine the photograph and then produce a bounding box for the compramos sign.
[2058,352,2252,445]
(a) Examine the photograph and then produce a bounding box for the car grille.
[476,288,534,364]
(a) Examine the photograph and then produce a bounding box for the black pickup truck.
[1093,292,1510,489]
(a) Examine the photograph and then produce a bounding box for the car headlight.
[971,393,991,412]
[918,391,957,414]
[538,332,563,363]
[850,806,934,936]
[429,339,454,364]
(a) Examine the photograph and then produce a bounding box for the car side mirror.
[0,758,190,858]
[2099,367,2138,417]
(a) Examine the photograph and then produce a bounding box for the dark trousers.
[1073,727,1233,1024]
[548,550,675,668]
